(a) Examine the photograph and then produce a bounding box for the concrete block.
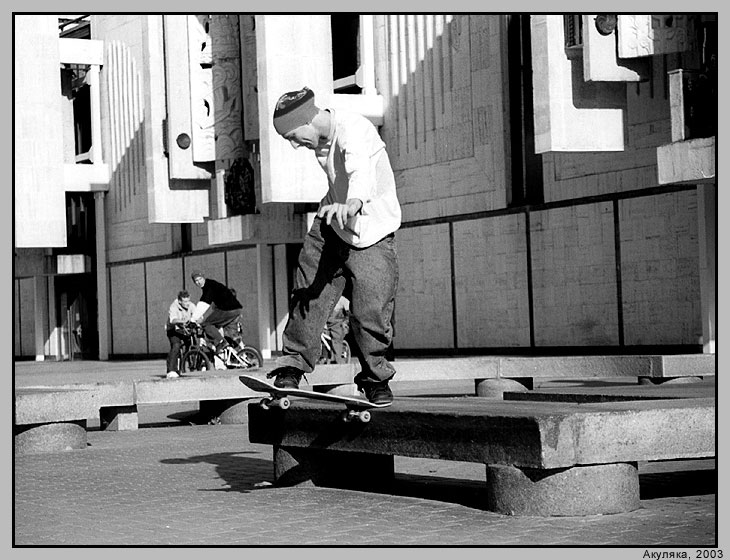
[134,376,255,404]
[486,462,640,516]
[15,422,87,455]
[475,378,529,398]
[15,388,101,425]
[100,405,139,431]
[203,399,249,424]
[249,397,715,469]
[15,383,135,425]
[274,445,394,489]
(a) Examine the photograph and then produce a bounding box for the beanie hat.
[273,87,319,136]
[190,270,204,280]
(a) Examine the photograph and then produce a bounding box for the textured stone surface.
[13,424,716,546]
[475,378,528,398]
[249,396,715,469]
[486,463,640,516]
[15,422,87,455]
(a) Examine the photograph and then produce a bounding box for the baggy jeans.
[277,217,398,384]
[200,308,241,345]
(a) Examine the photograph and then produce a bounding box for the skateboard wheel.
[341,411,352,423]
[278,397,291,410]
[260,398,272,410]
[359,410,371,423]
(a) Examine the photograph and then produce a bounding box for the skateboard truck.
[259,396,291,410]
[240,374,390,423]
[342,408,371,423]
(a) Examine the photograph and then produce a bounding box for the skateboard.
[239,374,391,423]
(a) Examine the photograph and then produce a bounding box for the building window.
[507,14,543,207]
[331,14,362,93]
[563,14,583,48]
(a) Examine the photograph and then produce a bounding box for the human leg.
[346,233,398,394]
[276,219,347,374]
[200,309,241,349]
[166,330,185,375]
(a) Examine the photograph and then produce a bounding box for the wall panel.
[109,263,146,354]
[530,203,619,346]
[453,215,530,347]
[394,224,453,349]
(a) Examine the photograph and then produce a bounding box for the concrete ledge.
[497,354,715,379]
[248,397,715,470]
[249,397,713,516]
[505,377,714,403]
[304,355,715,388]
[133,376,258,404]
[15,384,134,425]
[13,354,715,439]
[15,421,87,455]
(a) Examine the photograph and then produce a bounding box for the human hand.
[318,199,363,231]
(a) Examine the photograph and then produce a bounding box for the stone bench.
[247,395,715,517]
[303,354,715,396]
[13,353,714,453]
[14,384,136,454]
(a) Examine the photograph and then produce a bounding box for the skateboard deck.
[239,374,391,422]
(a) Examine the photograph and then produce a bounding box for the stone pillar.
[273,244,289,352]
[475,378,530,398]
[15,422,87,455]
[100,406,139,431]
[33,276,47,361]
[486,462,640,516]
[256,244,273,359]
[274,446,395,490]
[46,274,60,359]
[95,192,110,360]
[697,183,715,354]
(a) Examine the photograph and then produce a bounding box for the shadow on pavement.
[158,449,716,511]
[639,469,716,500]
[161,452,274,492]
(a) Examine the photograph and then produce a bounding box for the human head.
[273,87,323,149]
[177,290,191,306]
[190,270,205,288]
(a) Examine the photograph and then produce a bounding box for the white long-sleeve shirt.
[314,109,401,248]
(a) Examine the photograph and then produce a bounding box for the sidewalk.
[14,422,716,547]
[13,358,719,547]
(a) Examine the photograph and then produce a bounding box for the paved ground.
[12,358,720,549]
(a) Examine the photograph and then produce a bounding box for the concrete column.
[33,276,47,361]
[486,462,640,516]
[697,183,716,354]
[273,244,289,352]
[274,445,394,489]
[87,65,103,165]
[475,378,530,398]
[359,15,376,94]
[256,244,273,359]
[94,192,110,360]
[46,274,60,359]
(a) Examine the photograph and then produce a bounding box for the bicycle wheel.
[339,340,351,364]
[182,348,212,373]
[239,346,263,369]
[317,341,332,364]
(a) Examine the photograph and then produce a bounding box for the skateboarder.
[267,86,401,405]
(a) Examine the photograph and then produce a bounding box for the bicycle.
[178,322,263,373]
[318,328,352,364]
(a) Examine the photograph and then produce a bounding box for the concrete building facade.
[14,14,716,361]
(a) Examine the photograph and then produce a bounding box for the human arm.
[190,301,210,323]
[168,301,188,325]
[317,198,363,231]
